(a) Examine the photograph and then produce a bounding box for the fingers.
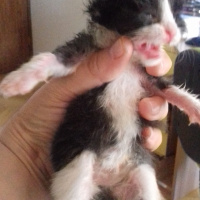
[146,50,172,77]
[142,127,163,151]
[139,96,168,151]
[49,37,133,101]
[140,50,171,151]
[138,96,168,121]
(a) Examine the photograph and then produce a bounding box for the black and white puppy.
[1,0,200,199]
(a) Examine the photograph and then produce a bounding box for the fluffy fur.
[0,0,200,199]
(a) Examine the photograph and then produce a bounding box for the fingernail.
[149,101,161,115]
[142,127,153,139]
[109,38,125,59]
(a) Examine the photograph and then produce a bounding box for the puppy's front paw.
[0,68,45,97]
[0,53,56,98]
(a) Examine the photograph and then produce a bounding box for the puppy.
[0,0,199,199]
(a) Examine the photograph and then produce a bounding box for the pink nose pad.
[165,30,174,43]
[136,43,160,59]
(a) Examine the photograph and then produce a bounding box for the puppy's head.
[87,0,180,43]
[87,0,180,66]
[87,0,162,35]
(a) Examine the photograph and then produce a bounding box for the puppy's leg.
[51,151,99,200]
[156,85,200,125]
[0,52,76,97]
[113,164,165,200]
[132,164,165,200]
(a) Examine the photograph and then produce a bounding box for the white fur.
[51,151,99,200]
[99,67,146,170]
[161,0,181,45]
[0,53,76,97]
[108,164,164,200]
[130,164,164,200]
[91,23,119,49]
[131,24,166,66]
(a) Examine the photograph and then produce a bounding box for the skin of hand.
[0,37,171,199]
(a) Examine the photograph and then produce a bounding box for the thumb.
[48,37,133,101]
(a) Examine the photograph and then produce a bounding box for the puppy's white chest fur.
[99,65,146,169]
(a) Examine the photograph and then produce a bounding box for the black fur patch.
[139,64,172,91]
[87,0,161,34]
[93,188,117,200]
[51,84,117,171]
[53,31,97,66]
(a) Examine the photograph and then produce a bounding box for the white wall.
[30,0,87,54]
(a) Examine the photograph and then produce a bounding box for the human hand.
[0,37,171,199]
[139,50,171,151]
